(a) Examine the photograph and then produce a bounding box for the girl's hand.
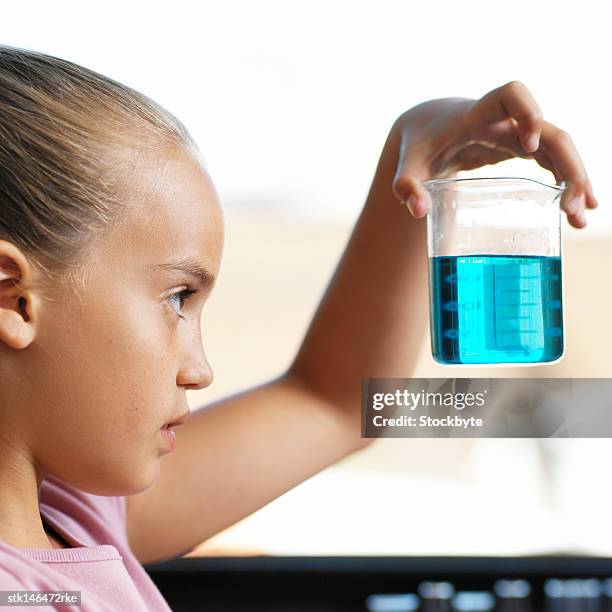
[391,81,599,229]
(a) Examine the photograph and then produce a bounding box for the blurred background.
[5,0,611,559]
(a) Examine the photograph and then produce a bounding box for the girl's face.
[18,145,224,496]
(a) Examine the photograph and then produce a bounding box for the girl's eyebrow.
[154,256,216,290]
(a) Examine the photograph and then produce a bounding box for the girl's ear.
[0,240,38,350]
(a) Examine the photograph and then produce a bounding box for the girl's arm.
[126,81,597,565]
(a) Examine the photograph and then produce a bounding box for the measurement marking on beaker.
[496,274,541,280]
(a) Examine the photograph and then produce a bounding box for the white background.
[3,0,610,228]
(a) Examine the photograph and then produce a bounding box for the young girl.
[0,45,597,610]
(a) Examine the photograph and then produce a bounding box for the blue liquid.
[429,255,563,365]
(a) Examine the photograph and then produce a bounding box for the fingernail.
[525,133,539,151]
[399,195,415,211]
[407,195,418,215]
[578,210,587,226]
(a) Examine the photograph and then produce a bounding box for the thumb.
[391,149,432,218]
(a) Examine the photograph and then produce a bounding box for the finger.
[454,141,569,203]
[470,128,597,228]
[467,119,595,225]
[465,81,544,154]
[392,145,432,218]
[532,149,562,182]
[585,176,599,209]
[458,99,596,229]
[538,122,593,223]
[471,121,560,178]
[462,120,559,177]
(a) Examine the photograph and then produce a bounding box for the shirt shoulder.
[0,551,79,590]
[39,475,128,549]
[0,564,29,587]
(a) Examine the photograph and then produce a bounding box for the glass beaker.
[423,176,565,365]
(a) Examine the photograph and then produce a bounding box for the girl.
[0,45,597,610]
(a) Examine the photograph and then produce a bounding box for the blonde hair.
[0,44,200,294]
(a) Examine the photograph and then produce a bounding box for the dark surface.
[144,555,612,611]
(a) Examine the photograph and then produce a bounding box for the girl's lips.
[159,426,176,452]
[159,409,190,452]
[164,409,191,429]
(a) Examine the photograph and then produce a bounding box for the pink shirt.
[0,475,173,611]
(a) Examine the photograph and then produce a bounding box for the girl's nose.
[176,352,214,391]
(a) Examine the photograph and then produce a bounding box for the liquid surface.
[429,255,563,364]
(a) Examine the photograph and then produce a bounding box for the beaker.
[423,176,565,365]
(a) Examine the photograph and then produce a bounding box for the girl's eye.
[167,288,198,317]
